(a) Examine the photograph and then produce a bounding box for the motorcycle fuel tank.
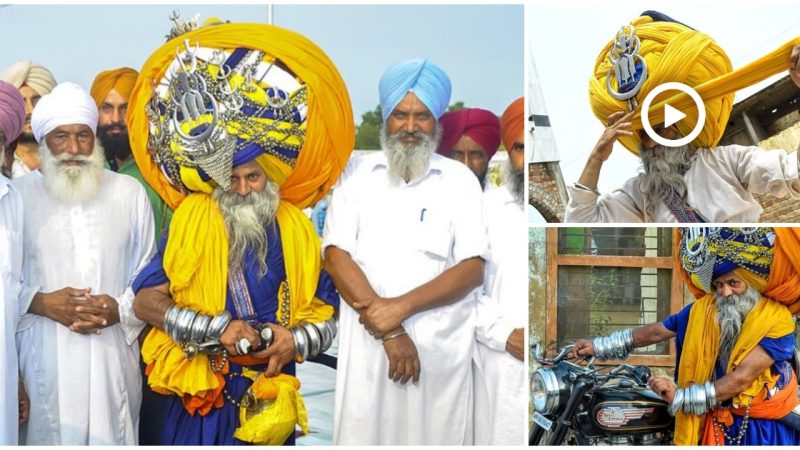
[586,386,672,433]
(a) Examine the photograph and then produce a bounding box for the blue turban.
[379,58,451,122]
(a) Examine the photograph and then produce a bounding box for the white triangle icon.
[664,104,686,128]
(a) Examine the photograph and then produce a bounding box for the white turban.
[31,82,98,143]
[1,60,57,95]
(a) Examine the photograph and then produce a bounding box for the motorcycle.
[529,343,674,445]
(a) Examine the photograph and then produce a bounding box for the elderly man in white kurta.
[473,99,527,445]
[13,82,154,445]
[0,175,24,445]
[324,59,486,445]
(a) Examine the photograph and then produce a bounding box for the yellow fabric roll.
[128,22,354,210]
[673,294,794,445]
[590,15,800,155]
[89,67,138,106]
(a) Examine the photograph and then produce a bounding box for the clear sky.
[528,0,800,194]
[0,3,523,123]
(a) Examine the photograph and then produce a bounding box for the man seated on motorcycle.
[574,228,800,446]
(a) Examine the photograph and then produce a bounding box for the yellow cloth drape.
[590,15,800,155]
[673,294,795,445]
[127,22,354,210]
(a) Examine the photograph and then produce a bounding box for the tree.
[354,101,465,150]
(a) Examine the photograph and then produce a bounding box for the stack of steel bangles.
[592,328,634,361]
[668,381,717,416]
[163,305,232,358]
[289,318,337,363]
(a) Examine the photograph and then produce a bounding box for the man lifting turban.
[130,13,354,445]
[567,11,800,223]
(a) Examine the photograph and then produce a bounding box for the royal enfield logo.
[596,407,654,428]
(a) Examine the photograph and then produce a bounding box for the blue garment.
[133,221,339,445]
[662,302,799,445]
[378,58,451,121]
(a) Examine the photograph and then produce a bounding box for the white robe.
[474,183,527,445]
[565,145,800,223]
[324,153,487,445]
[13,170,155,445]
[0,177,23,445]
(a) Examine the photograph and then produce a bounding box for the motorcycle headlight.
[531,366,569,415]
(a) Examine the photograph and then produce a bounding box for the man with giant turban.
[574,227,800,445]
[130,14,354,445]
[90,67,172,239]
[1,60,56,178]
[13,81,156,445]
[474,96,526,445]
[567,11,800,223]
[437,107,501,189]
[324,58,486,444]
[0,80,27,444]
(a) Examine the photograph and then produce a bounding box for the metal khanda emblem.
[606,24,648,110]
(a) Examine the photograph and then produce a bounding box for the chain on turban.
[590,12,800,155]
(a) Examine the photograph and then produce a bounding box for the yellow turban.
[89,67,138,106]
[1,60,57,96]
[590,14,800,155]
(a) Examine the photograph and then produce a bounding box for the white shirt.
[324,152,487,445]
[474,183,527,445]
[0,176,23,445]
[14,170,155,445]
[10,152,30,180]
[566,145,800,223]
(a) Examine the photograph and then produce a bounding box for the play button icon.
[641,82,705,148]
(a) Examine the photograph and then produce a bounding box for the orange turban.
[675,227,800,314]
[500,97,524,151]
[90,67,138,106]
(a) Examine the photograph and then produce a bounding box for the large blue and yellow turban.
[590,12,800,155]
[127,18,354,424]
[379,58,451,122]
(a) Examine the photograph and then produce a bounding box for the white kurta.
[10,153,30,180]
[13,170,155,445]
[565,145,800,223]
[324,152,487,445]
[474,183,527,445]
[0,176,23,445]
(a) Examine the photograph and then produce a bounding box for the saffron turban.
[676,227,800,313]
[31,82,98,143]
[437,108,501,159]
[90,67,138,106]
[1,60,57,96]
[500,97,524,151]
[590,13,800,155]
[0,80,25,142]
[379,58,451,122]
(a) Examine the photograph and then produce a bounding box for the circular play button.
[641,82,705,147]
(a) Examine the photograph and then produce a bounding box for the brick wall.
[528,162,567,222]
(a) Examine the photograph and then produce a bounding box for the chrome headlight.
[531,365,569,415]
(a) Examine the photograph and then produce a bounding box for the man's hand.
[573,339,595,359]
[219,320,261,356]
[591,111,635,163]
[383,331,420,385]
[250,324,296,378]
[355,298,408,339]
[69,294,121,334]
[505,328,524,361]
[18,376,29,426]
[648,376,677,403]
[790,44,800,88]
[29,287,92,329]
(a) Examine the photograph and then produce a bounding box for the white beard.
[39,141,105,204]
[504,157,525,205]
[381,124,442,183]
[715,285,760,369]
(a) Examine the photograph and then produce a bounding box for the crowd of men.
[0,15,526,446]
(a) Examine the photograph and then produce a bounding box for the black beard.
[97,124,132,165]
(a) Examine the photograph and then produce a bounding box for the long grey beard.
[638,144,696,219]
[213,181,280,277]
[381,123,442,183]
[504,158,525,205]
[40,141,106,204]
[716,286,760,370]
